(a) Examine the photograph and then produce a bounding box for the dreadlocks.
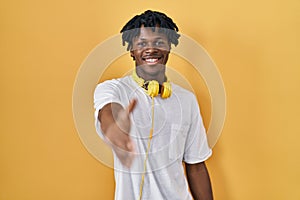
[120,10,180,50]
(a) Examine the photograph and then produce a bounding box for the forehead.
[133,27,168,40]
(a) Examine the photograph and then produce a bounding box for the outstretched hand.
[102,99,137,168]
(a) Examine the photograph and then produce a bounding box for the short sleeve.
[93,79,124,139]
[183,96,212,164]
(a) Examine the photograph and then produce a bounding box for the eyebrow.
[137,37,166,41]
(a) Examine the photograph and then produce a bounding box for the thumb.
[126,99,137,113]
[126,139,135,152]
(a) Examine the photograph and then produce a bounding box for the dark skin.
[99,101,137,168]
[98,26,213,199]
[130,25,170,85]
[186,162,214,200]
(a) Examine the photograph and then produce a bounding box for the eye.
[155,40,166,46]
[137,41,147,47]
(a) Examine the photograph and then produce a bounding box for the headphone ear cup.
[161,82,172,98]
[147,81,159,97]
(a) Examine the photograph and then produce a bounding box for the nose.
[145,43,158,54]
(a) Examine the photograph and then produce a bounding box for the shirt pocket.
[169,124,189,161]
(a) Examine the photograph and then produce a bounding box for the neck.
[135,67,166,84]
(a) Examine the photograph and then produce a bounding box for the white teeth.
[145,58,158,63]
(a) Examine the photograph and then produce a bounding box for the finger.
[124,150,135,168]
[126,99,137,113]
[126,139,135,152]
[125,155,135,168]
[115,146,135,168]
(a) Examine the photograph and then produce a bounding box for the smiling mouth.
[143,57,161,64]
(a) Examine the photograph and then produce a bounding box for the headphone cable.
[139,96,155,200]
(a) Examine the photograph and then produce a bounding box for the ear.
[130,50,135,61]
[168,41,172,51]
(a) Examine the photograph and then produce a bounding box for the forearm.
[186,162,213,200]
[98,103,123,135]
[97,101,136,168]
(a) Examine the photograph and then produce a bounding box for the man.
[94,10,213,200]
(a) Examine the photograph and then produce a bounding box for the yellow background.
[1,0,299,199]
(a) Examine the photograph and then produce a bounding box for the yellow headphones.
[132,70,172,98]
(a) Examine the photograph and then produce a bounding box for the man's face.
[130,26,171,78]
